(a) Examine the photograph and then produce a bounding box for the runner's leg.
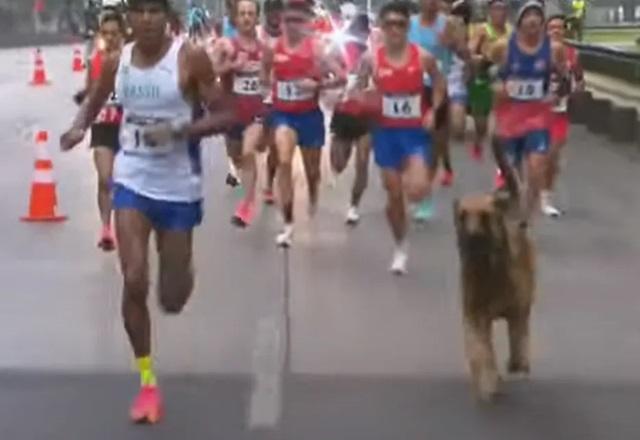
[155,229,194,314]
[94,146,115,249]
[274,124,297,246]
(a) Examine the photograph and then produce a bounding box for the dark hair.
[127,0,171,11]
[100,10,126,32]
[546,13,565,24]
[451,0,472,25]
[284,0,314,13]
[378,0,411,20]
[348,13,371,35]
[235,0,261,17]
[265,0,284,13]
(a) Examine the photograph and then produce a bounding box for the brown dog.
[453,143,536,402]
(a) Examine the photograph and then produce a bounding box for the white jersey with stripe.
[114,39,202,202]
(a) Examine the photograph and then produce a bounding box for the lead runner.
[60,0,234,424]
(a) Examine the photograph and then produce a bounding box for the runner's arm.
[443,17,471,63]
[210,37,235,74]
[186,46,236,138]
[260,44,274,95]
[421,48,446,111]
[315,39,347,89]
[488,40,508,98]
[70,52,117,131]
[354,51,373,91]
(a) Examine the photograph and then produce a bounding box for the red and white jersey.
[551,44,581,113]
[222,36,265,123]
[272,36,320,113]
[373,43,427,128]
[91,50,122,125]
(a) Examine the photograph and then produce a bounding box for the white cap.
[340,2,357,21]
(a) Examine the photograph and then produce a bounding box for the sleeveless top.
[373,43,427,128]
[408,14,453,86]
[272,36,320,113]
[114,39,202,202]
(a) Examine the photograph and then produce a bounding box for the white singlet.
[114,39,202,202]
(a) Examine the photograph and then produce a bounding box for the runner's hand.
[297,78,319,94]
[422,110,434,131]
[60,128,86,151]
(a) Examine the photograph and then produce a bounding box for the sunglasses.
[382,19,408,29]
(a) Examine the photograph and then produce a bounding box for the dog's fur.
[453,141,536,402]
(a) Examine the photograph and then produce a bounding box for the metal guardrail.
[570,41,640,85]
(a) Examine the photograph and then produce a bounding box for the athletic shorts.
[268,108,325,148]
[112,183,203,231]
[447,61,468,105]
[501,129,550,166]
[550,113,570,145]
[90,123,120,151]
[330,111,369,142]
[372,126,432,170]
[468,77,493,117]
[423,86,449,130]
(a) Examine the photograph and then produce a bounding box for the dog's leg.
[464,318,499,402]
[507,312,531,377]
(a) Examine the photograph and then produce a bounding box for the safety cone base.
[21,214,67,223]
[29,80,51,86]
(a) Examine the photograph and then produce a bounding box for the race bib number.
[276,80,314,102]
[233,72,260,96]
[95,93,122,124]
[120,115,173,156]
[506,79,544,101]
[382,94,421,119]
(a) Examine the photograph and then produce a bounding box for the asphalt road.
[1,45,639,440]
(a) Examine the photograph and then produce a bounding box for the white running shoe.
[541,192,562,218]
[276,224,294,248]
[389,244,408,275]
[345,206,360,225]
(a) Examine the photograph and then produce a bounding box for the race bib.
[95,93,122,124]
[120,115,173,156]
[233,72,260,96]
[382,94,421,119]
[506,78,544,101]
[276,80,314,102]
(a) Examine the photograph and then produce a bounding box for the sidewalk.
[585,71,640,113]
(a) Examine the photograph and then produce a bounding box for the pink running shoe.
[495,169,506,190]
[97,226,115,252]
[129,386,163,424]
[263,189,275,205]
[232,200,255,228]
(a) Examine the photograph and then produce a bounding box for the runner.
[60,0,234,424]
[468,0,511,163]
[212,0,267,227]
[329,12,372,225]
[354,0,446,273]
[82,10,126,251]
[490,1,565,220]
[542,14,584,217]
[448,0,472,142]
[260,0,283,205]
[409,0,470,221]
[262,0,346,247]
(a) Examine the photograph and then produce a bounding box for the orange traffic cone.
[29,48,50,86]
[72,47,84,72]
[21,131,67,222]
